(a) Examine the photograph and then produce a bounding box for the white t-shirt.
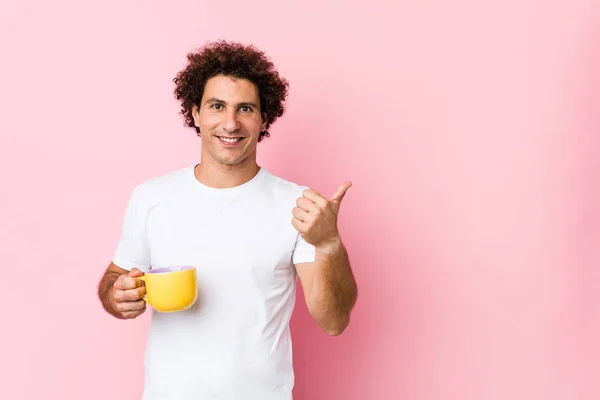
[112,165,316,400]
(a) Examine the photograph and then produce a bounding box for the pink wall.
[1,0,598,399]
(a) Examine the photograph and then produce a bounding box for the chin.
[216,154,247,166]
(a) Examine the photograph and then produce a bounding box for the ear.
[261,113,267,131]
[192,104,201,127]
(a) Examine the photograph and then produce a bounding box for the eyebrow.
[204,97,259,108]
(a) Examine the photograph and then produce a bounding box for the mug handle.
[133,275,148,302]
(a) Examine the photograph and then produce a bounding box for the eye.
[240,105,253,112]
[211,103,223,110]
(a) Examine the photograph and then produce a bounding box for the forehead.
[202,75,259,102]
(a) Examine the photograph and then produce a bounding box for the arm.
[101,184,151,319]
[295,239,357,335]
[292,182,358,336]
[98,262,147,320]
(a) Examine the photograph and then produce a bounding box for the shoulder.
[128,164,194,203]
[259,168,310,200]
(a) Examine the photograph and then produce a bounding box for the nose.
[222,109,241,133]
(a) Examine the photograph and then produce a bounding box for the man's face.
[192,75,266,167]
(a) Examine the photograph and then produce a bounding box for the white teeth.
[220,137,240,143]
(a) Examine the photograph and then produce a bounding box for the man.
[97,40,358,399]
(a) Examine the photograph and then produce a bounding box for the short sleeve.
[291,185,316,264]
[112,186,151,272]
[292,233,316,264]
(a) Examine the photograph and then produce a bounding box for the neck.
[194,154,260,189]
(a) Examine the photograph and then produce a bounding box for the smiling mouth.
[217,136,245,144]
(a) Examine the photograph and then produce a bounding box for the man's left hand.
[292,181,352,249]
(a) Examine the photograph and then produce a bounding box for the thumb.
[128,268,144,277]
[330,181,352,205]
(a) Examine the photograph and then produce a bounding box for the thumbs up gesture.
[292,181,352,248]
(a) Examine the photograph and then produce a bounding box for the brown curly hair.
[173,40,289,142]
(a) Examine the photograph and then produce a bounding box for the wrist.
[315,236,343,256]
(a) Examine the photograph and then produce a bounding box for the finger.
[113,275,142,290]
[330,181,352,205]
[296,197,318,213]
[128,268,144,277]
[113,286,142,302]
[120,286,146,301]
[302,189,328,208]
[118,299,146,312]
[122,309,146,319]
[113,275,143,290]
[291,217,307,233]
[292,207,310,222]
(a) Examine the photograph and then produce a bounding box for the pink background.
[1,0,598,399]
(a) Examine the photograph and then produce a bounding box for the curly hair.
[173,40,289,142]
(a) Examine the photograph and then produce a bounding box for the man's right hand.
[110,268,147,319]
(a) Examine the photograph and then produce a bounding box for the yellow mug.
[136,266,198,312]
